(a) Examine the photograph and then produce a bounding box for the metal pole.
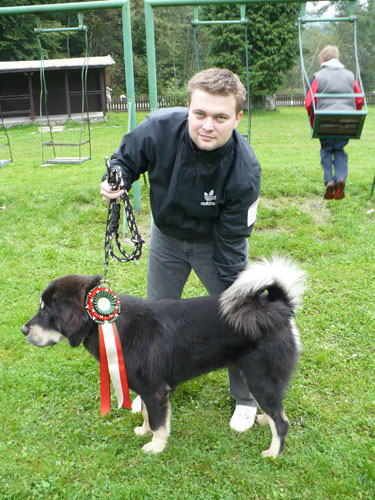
[121,3,141,212]
[145,1,158,112]
[0,1,132,16]
[145,0,333,6]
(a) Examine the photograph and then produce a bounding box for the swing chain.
[103,157,144,282]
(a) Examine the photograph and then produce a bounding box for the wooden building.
[0,55,115,127]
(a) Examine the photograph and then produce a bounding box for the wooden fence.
[108,96,187,112]
[107,93,375,112]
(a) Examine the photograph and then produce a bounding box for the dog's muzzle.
[21,324,64,347]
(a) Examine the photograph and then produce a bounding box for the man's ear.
[235,110,243,128]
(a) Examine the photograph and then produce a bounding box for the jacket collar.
[321,58,345,70]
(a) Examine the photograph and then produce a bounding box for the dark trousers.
[319,139,349,185]
[147,223,255,405]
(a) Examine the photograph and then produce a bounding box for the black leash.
[103,157,144,281]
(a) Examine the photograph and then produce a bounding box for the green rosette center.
[93,290,117,316]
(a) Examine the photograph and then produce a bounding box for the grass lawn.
[0,107,374,499]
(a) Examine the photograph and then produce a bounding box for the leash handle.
[103,157,144,281]
[105,156,121,192]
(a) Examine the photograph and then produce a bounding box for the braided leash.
[103,157,144,281]
[84,157,144,416]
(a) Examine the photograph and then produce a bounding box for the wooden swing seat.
[312,110,367,140]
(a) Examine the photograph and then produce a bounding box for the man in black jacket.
[100,68,261,432]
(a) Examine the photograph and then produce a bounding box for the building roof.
[0,55,115,73]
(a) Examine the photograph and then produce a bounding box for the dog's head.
[21,274,102,348]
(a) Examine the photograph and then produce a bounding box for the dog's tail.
[219,256,305,339]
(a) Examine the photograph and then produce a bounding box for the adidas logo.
[201,190,216,206]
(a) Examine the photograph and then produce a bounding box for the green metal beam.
[146,0,343,6]
[300,16,355,22]
[147,0,306,5]
[0,1,131,16]
[145,2,158,112]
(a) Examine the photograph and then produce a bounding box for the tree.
[85,9,126,95]
[0,0,90,61]
[357,0,375,91]
[199,3,300,99]
[333,0,375,92]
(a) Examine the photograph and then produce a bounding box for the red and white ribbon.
[99,321,131,416]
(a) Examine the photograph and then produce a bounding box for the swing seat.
[41,156,91,165]
[312,110,367,139]
[36,14,91,166]
[43,140,90,147]
[42,139,91,164]
[0,135,12,166]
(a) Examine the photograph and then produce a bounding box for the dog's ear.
[53,275,102,347]
[58,306,89,347]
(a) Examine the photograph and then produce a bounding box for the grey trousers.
[147,223,255,406]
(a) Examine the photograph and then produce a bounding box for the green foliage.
[0,107,375,499]
[0,0,86,60]
[0,0,43,60]
[201,3,300,96]
[357,0,375,91]
[335,0,375,91]
[163,78,188,104]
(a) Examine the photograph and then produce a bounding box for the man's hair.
[319,45,339,63]
[188,68,246,114]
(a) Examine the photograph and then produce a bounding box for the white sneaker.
[131,395,142,413]
[230,404,257,432]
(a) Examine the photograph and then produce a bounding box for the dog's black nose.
[21,325,29,335]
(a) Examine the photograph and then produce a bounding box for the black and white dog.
[21,256,305,458]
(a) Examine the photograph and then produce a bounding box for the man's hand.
[100,179,124,205]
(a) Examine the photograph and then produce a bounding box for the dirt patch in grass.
[300,198,331,225]
[261,196,331,226]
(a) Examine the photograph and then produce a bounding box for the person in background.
[305,45,364,200]
[100,68,261,432]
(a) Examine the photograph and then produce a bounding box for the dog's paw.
[256,414,269,426]
[261,448,278,459]
[134,425,151,436]
[142,439,166,454]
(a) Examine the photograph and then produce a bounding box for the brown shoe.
[334,180,345,200]
[324,182,335,200]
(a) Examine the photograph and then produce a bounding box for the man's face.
[188,89,243,151]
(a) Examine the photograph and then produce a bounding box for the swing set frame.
[0,0,141,211]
